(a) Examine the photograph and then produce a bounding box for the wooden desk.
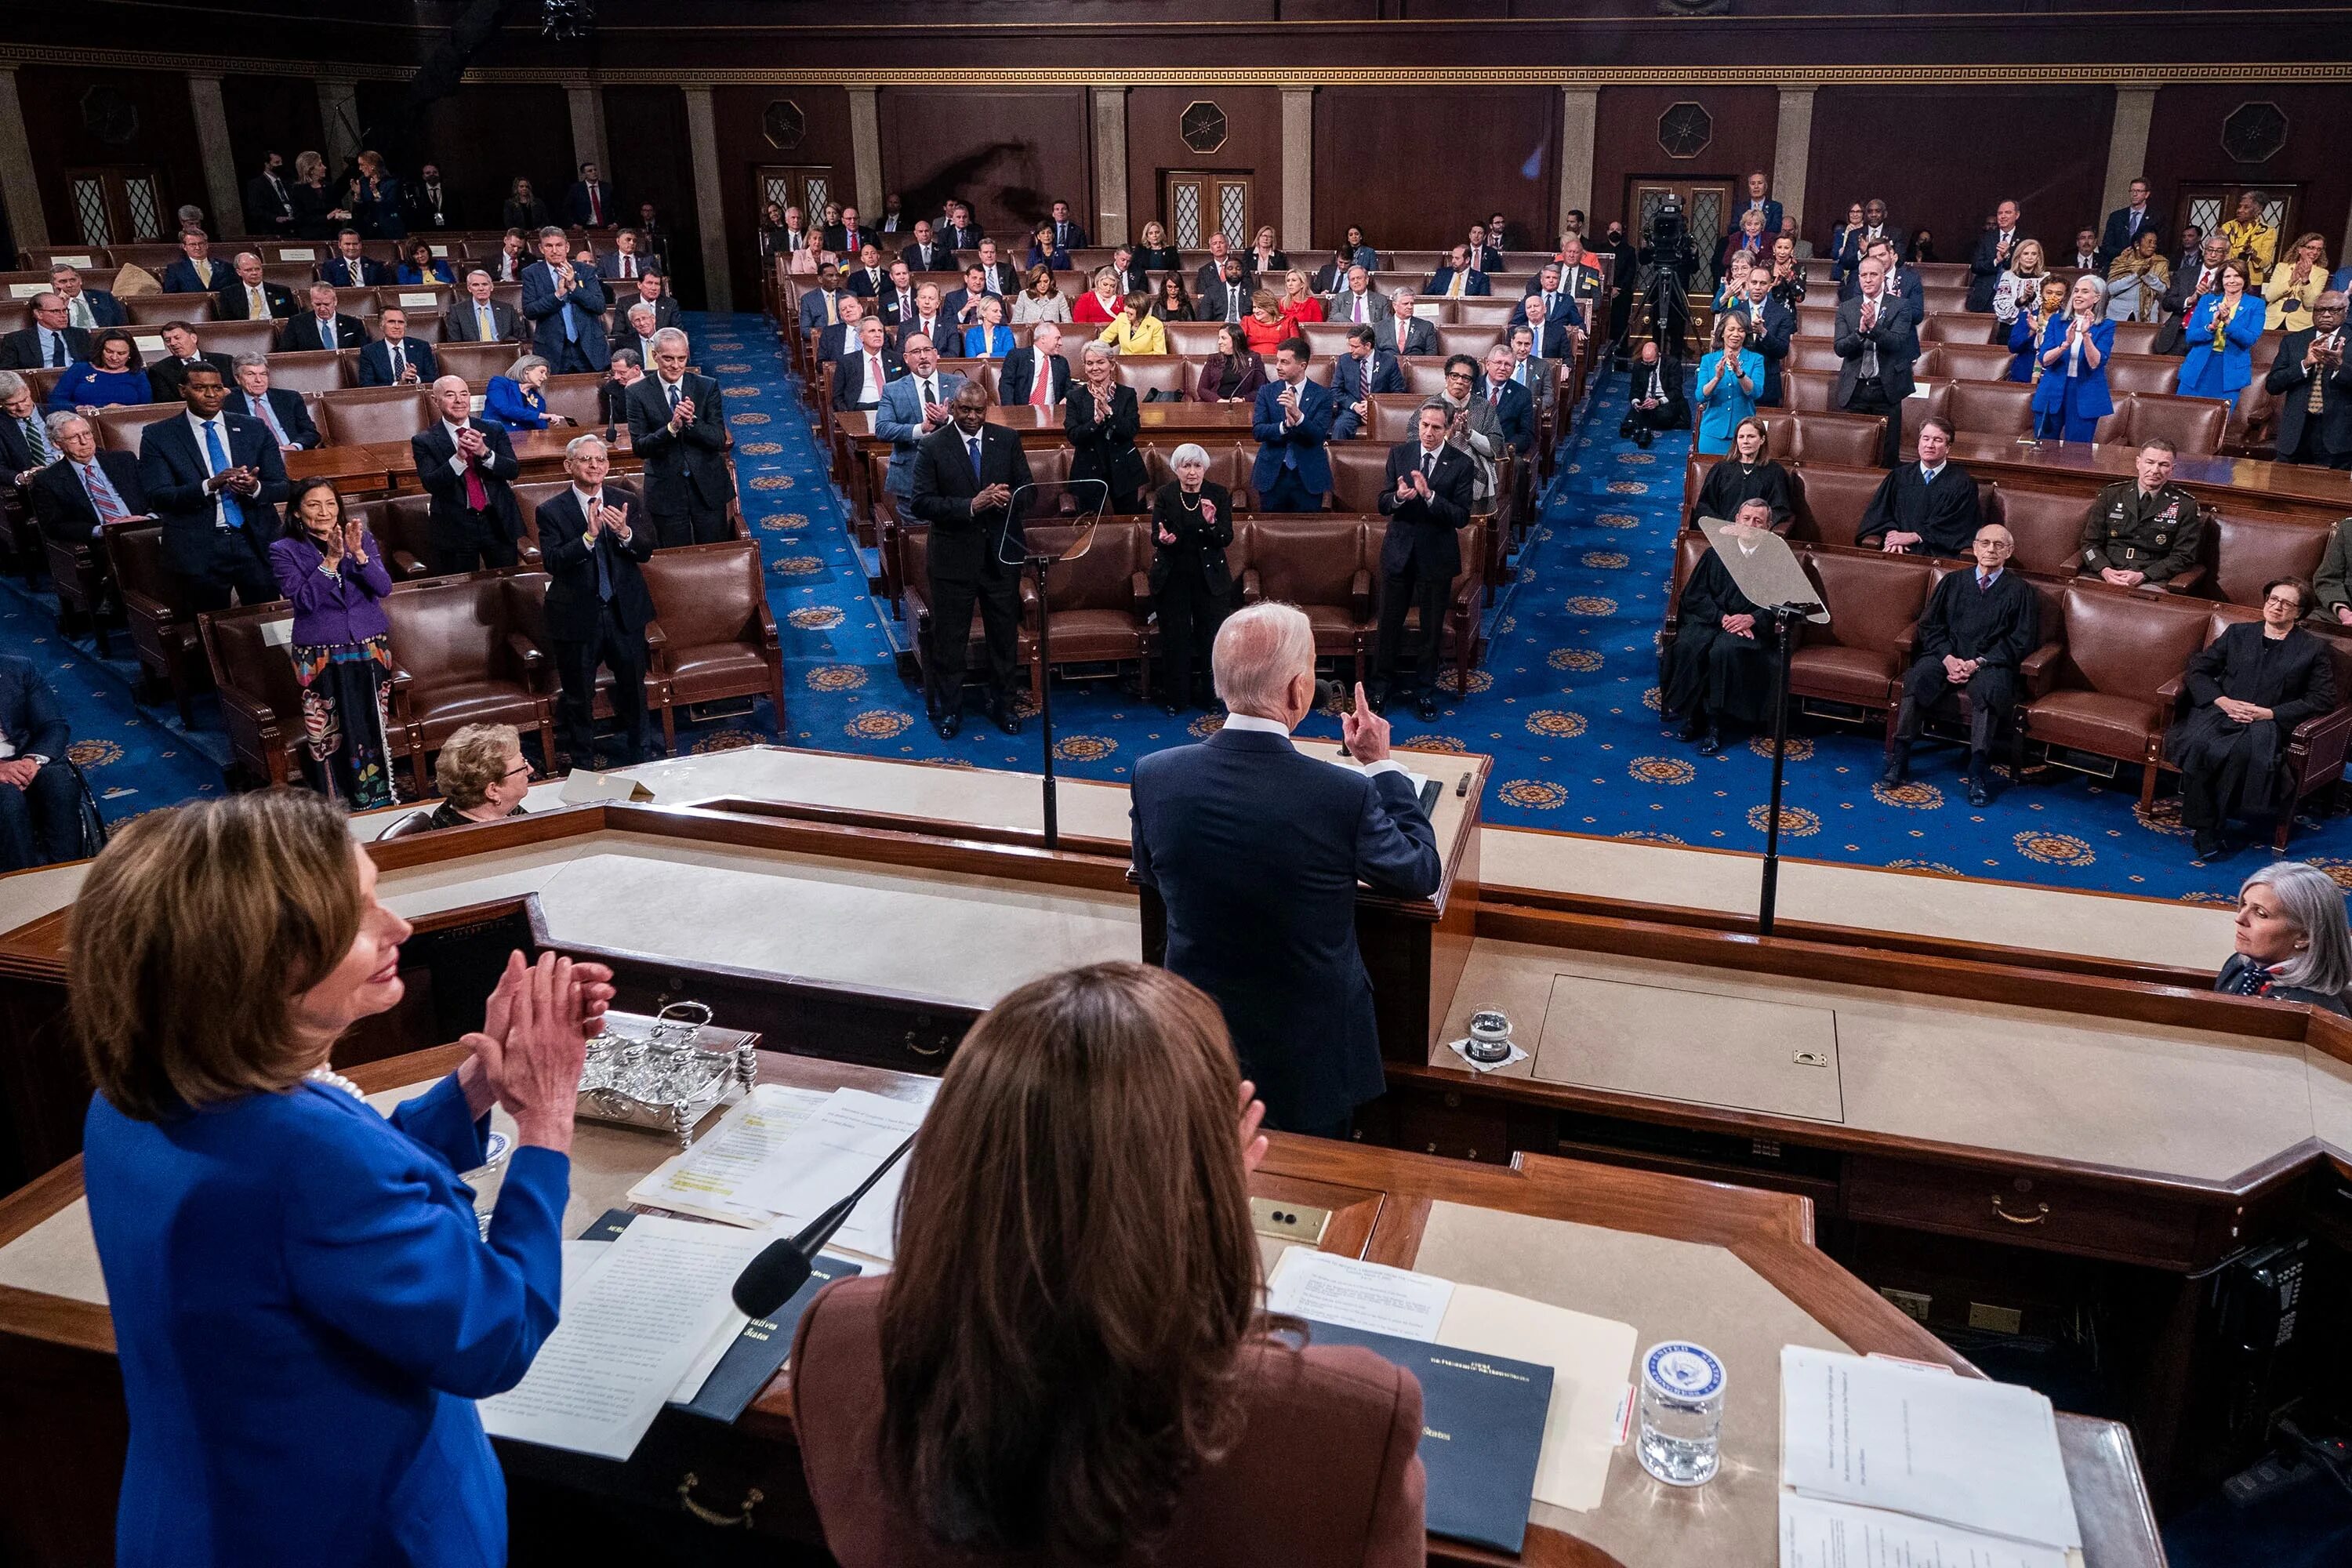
[0,1045,2161,1568]
[283,427,640,500]
[1944,434,2352,527]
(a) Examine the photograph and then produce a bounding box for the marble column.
[1091,87,1129,247]
[1557,88,1598,236]
[2100,87,2158,222]
[1771,87,1815,238]
[187,74,242,238]
[0,67,49,249]
[566,84,609,181]
[318,79,360,174]
[681,85,733,314]
[1280,87,1313,253]
[847,85,884,221]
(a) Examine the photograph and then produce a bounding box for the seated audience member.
[1370,400,1477,721]
[1068,343,1149,513]
[1309,243,1358,296]
[1011,266,1071,325]
[1097,291,1166,358]
[896,219,945,274]
[159,229,234,296]
[285,283,368,353]
[2027,275,2114,441]
[270,477,396,808]
[1133,220,1181,274]
[2264,233,2331,332]
[1026,225,1073,274]
[613,303,664,372]
[49,331,150,412]
[2180,262,2264,404]
[1504,325,1555,419]
[875,333,964,506]
[358,307,438,388]
[1073,268,1125,327]
[0,655,78,871]
[1147,445,1236,714]
[1338,223,1381,274]
[2266,292,2352,469]
[961,295,1019,360]
[1152,273,1196,323]
[1198,258,1253,328]
[145,322,234,406]
[1279,269,1325,326]
[1247,225,1287,278]
[424,723,533,830]
[484,354,569,432]
[216,253,293,325]
[941,263,993,325]
[1330,325,1404,441]
[227,354,321,451]
[1425,245,1490,299]
[833,318,902,413]
[1912,229,1938,263]
[1662,499,1785,755]
[31,411,151,544]
[1243,291,1293,358]
[415,376,524,575]
[797,265,849,334]
[1105,245,1149,299]
[869,261,916,331]
[1195,234,1246,299]
[140,361,285,612]
[619,272,680,337]
[1374,289,1437,358]
[1327,264,1386,328]
[2215,863,2352,1014]
[1193,323,1266,405]
[791,960,1426,1566]
[0,372,56,483]
[1250,339,1334,513]
[1694,417,1791,530]
[2107,230,2171,323]
[998,321,1069,408]
[1516,291,1574,363]
[1475,343,1536,458]
[1882,523,2036,805]
[396,239,453,287]
[2007,274,2070,383]
[2163,578,2337,861]
[1047,200,1090,252]
[2078,438,2201,588]
[1694,314,1762,456]
[818,295,873,365]
[1835,255,1921,466]
[446,267,523,345]
[51,265,128,330]
[788,227,837,277]
[606,348,645,397]
[938,202,981,251]
[1857,419,1979,556]
[1620,339,1687,448]
[319,228,389,289]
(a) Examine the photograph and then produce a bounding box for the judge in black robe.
[1856,438,1981,557]
[1883,523,2038,804]
[1661,503,1783,753]
[1693,438,1793,533]
[2165,581,2339,859]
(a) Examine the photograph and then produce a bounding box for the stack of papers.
[1778,1346,2084,1568]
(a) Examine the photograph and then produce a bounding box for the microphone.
[599,377,619,445]
[729,1132,915,1318]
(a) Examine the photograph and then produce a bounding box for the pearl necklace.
[306,1065,365,1101]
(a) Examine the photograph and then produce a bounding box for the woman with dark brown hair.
[791,961,1427,1568]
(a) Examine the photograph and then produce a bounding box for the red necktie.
[459,429,488,509]
[1030,357,1051,406]
[590,187,602,226]
[867,353,883,400]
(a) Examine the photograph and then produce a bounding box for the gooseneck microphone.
[729,1133,916,1318]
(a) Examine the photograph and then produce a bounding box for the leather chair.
[895,525,1039,703]
[1234,516,1374,680]
[2185,618,2352,848]
[1918,314,1993,343]
[1922,342,2013,382]
[1400,358,1452,397]
[503,569,670,759]
[331,288,382,321]
[1328,443,1393,515]
[510,480,575,565]
[2211,514,2328,608]
[1787,547,1931,717]
[1787,464,1886,549]
[1779,367,1837,410]
[2019,583,2215,807]
[1116,355,1190,400]
[1787,412,1885,466]
[104,524,211,723]
[1454,299,1515,330]
[42,521,118,655]
[638,539,782,750]
[1015,522,1149,703]
[265,349,355,395]
[380,572,557,791]
[93,403,183,453]
[541,373,609,428]
[2101,354,2181,398]
[434,341,517,387]
[2111,322,2162,356]
[201,602,303,786]
[2093,393,2226,457]
[1944,379,2037,441]
[1919,285,1973,317]
[1659,529,1714,653]
[320,387,434,446]
[1436,325,1502,361]
[1368,395,1423,443]
[191,321,278,361]
[1300,322,1355,358]
[126,293,212,325]
[1367,520,1489,699]
[1162,321,1225,358]
[1139,441,1250,506]
[1987,485,2090,578]
[1786,340,1847,377]
[1794,306,1839,339]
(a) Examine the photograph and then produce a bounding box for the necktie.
[318,314,336,345]
[1488,383,1501,405]
[389,343,404,379]
[201,420,244,529]
[1514,362,1528,387]
[22,416,52,465]
[587,494,612,600]
[459,429,488,509]
[967,434,983,481]
[622,255,633,278]
[1421,452,1436,480]
[590,187,603,226]
[1449,270,1464,299]
[70,296,94,329]
[1978,572,1991,591]
[249,285,267,318]
[825,293,838,325]
[477,303,494,339]
[1353,293,1367,323]
[561,274,579,342]
[667,380,681,412]
[920,377,935,408]
[47,332,64,368]
[255,396,289,447]
[1029,359,1050,407]
[1226,291,1239,322]
[867,353,883,400]
[2312,335,2336,413]
[82,462,129,524]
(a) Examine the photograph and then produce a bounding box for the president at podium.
[1130,604,1440,1136]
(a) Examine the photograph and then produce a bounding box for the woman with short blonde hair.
[427,722,531,829]
[2265,232,2333,330]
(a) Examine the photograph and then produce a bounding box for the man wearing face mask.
[910,384,1033,739]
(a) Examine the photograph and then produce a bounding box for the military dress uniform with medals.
[2080,481,2203,586]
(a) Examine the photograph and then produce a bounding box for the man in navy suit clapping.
[1250,339,1337,512]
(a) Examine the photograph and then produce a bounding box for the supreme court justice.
[1130,604,1440,1137]
[790,962,1426,1566]
[1692,417,1792,530]
[77,790,610,1568]
[1369,401,1476,721]
[1882,523,2038,807]
[2079,439,2203,588]
[910,383,1032,739]
[540,434,656,768]
[1856,418,1980,555]
[2216,863,2352,1014]
[1661,499,1784,755]
[2165,577,2337,862]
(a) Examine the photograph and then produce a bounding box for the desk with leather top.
[281,426,641,500]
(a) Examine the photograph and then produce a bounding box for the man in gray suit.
[1372,290,1437,357]
[874,332,966,503]
[1326,263,1388,330]
[1833,255,1919,468]
[444,268,523,343]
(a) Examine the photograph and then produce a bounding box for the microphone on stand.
[599,376,619,445]
[730,1132,916,1318]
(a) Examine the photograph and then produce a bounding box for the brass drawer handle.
[906,1030,945,1058]
[1991,1195,2050,1225]
[677,1472,764,1529]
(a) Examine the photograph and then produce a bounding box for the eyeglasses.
[502,761,533,781]
[2264,593,2305,609]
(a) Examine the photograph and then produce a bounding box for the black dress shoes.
[989,697,1022,736]
[1414,691,1439,722]
[2193,828,2228,862]
[1878,755,1907,788]
[1679,713,1709,743]
[1693,727,1722,756]
[1158,695,1185,717]
[1964,775,1991,808]
[934,709,962,740]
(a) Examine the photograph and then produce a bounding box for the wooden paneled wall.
[2143,85,2352,259]
[1308,87,1559,251]
[1588,85,1780,239]
[874,88,1095,241]
[18,67,210,245]
[1122,85,1283,254]
[710,85,854,310]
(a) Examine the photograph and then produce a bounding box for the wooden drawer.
[1844,1156,2213,1270]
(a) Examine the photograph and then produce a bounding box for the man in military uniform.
[2079,438,2203,589]
[2218,190,2278,278]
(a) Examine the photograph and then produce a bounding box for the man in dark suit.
[1965,200,2024,313]
[797,265,851,337]
[520,227,611,376]
[318,229,389,289]
[1736,171,1785,240]
[1129,602,1439,1136]
[1882,522,2036,808]
[1513,293,1574,362]
[940,265,998,328]
[0,374,58,487]
[909,383,1033,737]
[355,307,438,388]
[1839,237,1924,321]
[612,303,667,373]
[824,205,869,257]
[0,657,80,871]
[612,271,681,335]
[539,432,656,768]
[2265,293,2352,469]
[147,323,236,405]
[1371,403,1476,720]
[818,296,877,365]
[2159,235,2231,356]
[1372,290,1438,358]
[284,283,368,353]
[225,356,320,452]
[844,244,889,300]
[1838,198,1903,277]
[1330,325,1404,441]
[137,363,284,612]
[1196,260,1253,327]
[564,163,618,230]
[626,328,734,548]
[0,295,89,372]
[1046,199,1089,252]
[159,231,234,296]
[1465,224,1504,277]
[30,408,151,543]
[49,267,127,330]
[831,318,903,412]
[1251,339,1337,513]
[899,220,947,275]
[1835,256,1921,467]
[595,229,655,285]
[1423,245,1490,299]
[872,261,917,332]
[2099,180,2158,267]
[892,287,949,362]
[938,205,982,252]
[216,252,296,325]
[973,240,1020,298]
[1857,419,1981,555]
[245,151,296,238]
[1620,340,1688,448]
[1474,345,1537,458]
[413,376,524,575]
[409,163,456,230]
[1194,235,1249,302]
[994,321,1069,408]
[444,269,524,344]
[1514,261,1586,336]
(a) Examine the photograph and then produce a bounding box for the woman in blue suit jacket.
[78,789,611,1568]
[1693,314,1762,455]
[2180,261,2267,404]
[2029,274,2116,442]
[397,239,455,286]
[483,355,564,430]
[1025,224,1072,274]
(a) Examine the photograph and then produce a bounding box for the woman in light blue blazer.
[2180,260,2267,405]
[78,789,612,1568]
[1693,313,1762,455]
[2028,274,2116,442]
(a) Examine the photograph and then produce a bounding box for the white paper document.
[1780,1347,2082,1551]
[1265,1250,1455,1340]
[1780,1494,2069,1568]
[1320,753,1434,800]
[739,1087,929,1261]
[478,1214,769,1460]
[626,1083,832,1225]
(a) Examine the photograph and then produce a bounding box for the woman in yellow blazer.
[2264,233,2332,331]
[1096,290,1167,356]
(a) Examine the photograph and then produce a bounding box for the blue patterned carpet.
[10,309,2351,902]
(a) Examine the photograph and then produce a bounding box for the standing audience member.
[1330,325,1403,441]
[627,328,734,548]
[414,375,525,575]
[0,656,78,870]
[911,385,1033,739]
[2028,275,2114,441]
[1250,339,1334,514]
[2265,293,2352,469]
[2167,579,2336,862]
[1146,445,1236,715]
[2265,234,2331,331]
[541,434,656,768]
[270,477,396,808]
[1881,523,2038,807]
[874,333,964,506]
[2179,261,2264,405]
[1065,343,1149,514]
[1835,256,1920,467]
[1370,402,1476,722]
[1693,314,1762,456]
[521,227,610,376]
[2106,230,2171,323]
[139,362,285,612]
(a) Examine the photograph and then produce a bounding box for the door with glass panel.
[64,166,169,247]
[1161,172,1252,249]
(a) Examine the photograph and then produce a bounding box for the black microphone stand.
[1755,598,1821,937]
[1008,478,1107,853]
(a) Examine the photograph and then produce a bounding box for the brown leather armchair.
[104,524,210,723]
[1114,356,1190,400]
[201,602,303,787]
[319,387,434,447]
[1786,412,1886,466]
[42,524,115,655]
[1788,548,1931,717]
[2019,583,2215,807]
[434,342,517,387]
[1986,486,2089,578]
[2209,514,2327,608]
[639,539,784,751]
[266,350,358,395]
[2092,392,2227,457]
[354,494,438,578]
[1328,444,1393,514]
[1786,464,1885,548]
[1015,522,1150,703]
[1921,343,2013,382]
[380,572,557,791]
[2100,355,2182,399]
[93,404,182,453]
[1235,517,1374,680]
[504,570,670,760]
[1944,380,2037,442]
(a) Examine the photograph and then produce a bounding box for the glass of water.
[1636,1341,1725,1486]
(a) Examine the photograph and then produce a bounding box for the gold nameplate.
[1250,1196,1331,1246]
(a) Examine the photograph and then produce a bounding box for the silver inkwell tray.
[577,1002,758,1149]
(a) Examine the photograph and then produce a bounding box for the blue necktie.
[201,420,245,530]
[557,267,579,343]
[967,435,983,482]
[588,495,612,601]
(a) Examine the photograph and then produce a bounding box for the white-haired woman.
[484,354,570,430]
[2217,862,2352,1015]
[1147,443,1235,715]
[2027,272,2114,441]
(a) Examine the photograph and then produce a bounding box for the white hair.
[651,327,689,353]
[1170,442,1210,468]
[1212,602,1315,720]
[45,409,89,439]
[2244,863,2352,999]
[564,433,608,461]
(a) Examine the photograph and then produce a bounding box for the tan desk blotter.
[1409,1200,1849,1568]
